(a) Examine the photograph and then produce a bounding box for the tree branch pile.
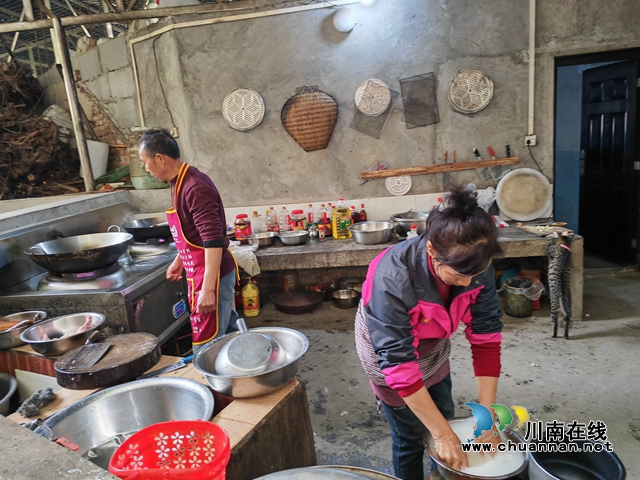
[0,62,82,200]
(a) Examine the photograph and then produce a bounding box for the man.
[138,129,238,354]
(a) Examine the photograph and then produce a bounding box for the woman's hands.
[195,289,216,314]
[433,429,469,471]
[166,255,184,281]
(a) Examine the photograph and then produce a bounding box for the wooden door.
[580,60,639,262]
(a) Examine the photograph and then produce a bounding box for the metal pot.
[348,221,396,245]
[0,311,47,350]
[256,466,400,479]
[122,215,171,240]
[194,326,308,398]
[20,313,106,356]
[35,377,214,470]
[278,230,309,246]
[246,232,278,247]
[390,211,429,236]
[331,289,360,309]
[25,227,133,274]
[528,438,626,480]
[272,291,323,314]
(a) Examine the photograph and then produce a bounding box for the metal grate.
[350,85,399,139]
[399,72,439,129]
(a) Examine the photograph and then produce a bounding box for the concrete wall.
[126,0,640,209]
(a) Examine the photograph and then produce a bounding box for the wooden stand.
[360,157,520,179]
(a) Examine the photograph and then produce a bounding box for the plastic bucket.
[0,373,17,416]
[503,278,533,318]
[80,140,109,179]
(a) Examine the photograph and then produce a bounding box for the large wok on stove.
[122,215,171,240]
[24,227,133,274]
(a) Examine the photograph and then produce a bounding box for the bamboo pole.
[51,17,95,192]
[360,157,520,179]
[22,0,34,22]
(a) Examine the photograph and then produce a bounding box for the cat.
[546,232,573,339]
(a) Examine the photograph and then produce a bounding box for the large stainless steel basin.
[36,378,214,469]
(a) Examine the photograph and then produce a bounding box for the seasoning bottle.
[359,203,367,222]
[279,207,292,232]
[250,211,265,234]
[407,224,419,239]
[351,205,361,224]
[234,214,252,243]
[332,198,352,240]
[265,207,279,233]
[290,209,307,230]
[306,204,316,225]
[282,269,299,292]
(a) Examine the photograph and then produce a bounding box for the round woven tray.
[448,68,494,114]
[222,88,265,131]
[355,78,392,116]
[281,88,339,152]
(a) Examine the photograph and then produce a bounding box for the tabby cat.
[546,232,573,339]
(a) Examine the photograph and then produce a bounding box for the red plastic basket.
[108,420,230,480]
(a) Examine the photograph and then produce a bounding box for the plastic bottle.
[250,211,265,234]
[290,209,307,230]
[279,207,292,232]
[332,198,352,239]
[306,204,316,225]
[359,203,367,222]
[350,206,361,224]
[406,224,419,239]
[242,280,260,317]
[282,269,299,292]
[265,207,279,233]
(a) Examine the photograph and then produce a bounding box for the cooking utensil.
[246,231,278,247]
[25,228,134,274]
[256,467,391,479]
[281,87,338,152]
[35,378,214,470]
[350,87,399,139]
[20,313,106,356]
[399,72,440,129]
[449,68,494,115]
[348,221,396,245]
[355,78,392,117]
[385,176,412,196]
[473,147,492,181]
[331,289,360,309]
[193,326,308,398]
[222,87,265,132]
[63,343,112,371]
[0,311,47,350]
[529,437,626,480]
[390,211,429,236]
[496,168,552,221]
[272,291,323,314]
[278,230,309,246]
[487,146,505,182]
[54,333,160,389]
[137,354,194,379]
[214,318,287,376]
[122,215,171,240]
[443,150,451,187]
[502,144,512,178]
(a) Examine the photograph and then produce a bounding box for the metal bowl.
[390,211,429,236]
[425,417,528,480]
[331,289,361,309]
[194,326,309,398]
[35,377,214,470]
[348,221,396,245]
[0,311,47,350]
[246,231,278,247]
[278,230,309,246]
[19,313,106,356]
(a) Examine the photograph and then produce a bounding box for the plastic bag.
[498,276,545,301]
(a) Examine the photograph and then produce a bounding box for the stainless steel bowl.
[36,377,214,470]
[246,231,278,247]
[390,211,429,236]
[425,417,528,480]
[0,311,47,350]
[20,313,105,356]
[194,326,309,398]
[278,230,309,246]
[348,221,396,245]
[331,289,361,309]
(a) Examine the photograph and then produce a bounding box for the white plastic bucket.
[79,140,109,179]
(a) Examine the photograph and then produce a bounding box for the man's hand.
[166,256,184,281]
[195,289,216,314]
[433,429,469,472]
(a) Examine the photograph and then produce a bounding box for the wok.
[122,215,171,240]
[272,291,323,314]
[25,227,133,274]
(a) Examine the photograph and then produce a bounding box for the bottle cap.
[236,213,248,218]
[361,204,365,208]
[308,204,313,207]
[411,224,417,229]
[291,209,304,214]
[252,211,259,216]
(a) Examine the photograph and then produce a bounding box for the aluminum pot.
[348,221,396,245]
[278,230,309,246]
[528,438,626,480]
[122,215,171,240]
[390,211,429,236]
[331,289,360,309]
[0,311,47,350]
[246,231,278,247]
[256,466,400,479]
[35,377,214,470]
[20,313,106,356]
[272,291,323,314]
[25,228,133,274]
[194,326,308,398]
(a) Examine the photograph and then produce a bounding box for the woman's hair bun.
[438,184,479,215]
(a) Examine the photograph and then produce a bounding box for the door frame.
[554,47,640,263]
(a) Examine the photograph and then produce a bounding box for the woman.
[355,185,504,479]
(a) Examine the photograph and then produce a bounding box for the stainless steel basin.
[36,377,214,469]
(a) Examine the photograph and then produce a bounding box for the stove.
[0,203,190,346]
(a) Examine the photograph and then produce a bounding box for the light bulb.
[361,0,373,4]
[333,7,356,32]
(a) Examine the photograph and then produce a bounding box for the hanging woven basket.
[281,87,339,152]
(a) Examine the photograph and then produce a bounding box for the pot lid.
[496,168,552,221]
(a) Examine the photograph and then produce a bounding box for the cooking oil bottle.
[332,198,352,239]
[242,279,260,317]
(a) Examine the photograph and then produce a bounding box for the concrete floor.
[246,270,640,479]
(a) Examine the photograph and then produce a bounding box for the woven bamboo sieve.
[281,88,339,152]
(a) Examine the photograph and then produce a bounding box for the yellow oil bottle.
[242,280,260,317]
[332,198,352,239]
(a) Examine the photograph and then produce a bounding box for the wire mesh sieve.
[399,73,440,128]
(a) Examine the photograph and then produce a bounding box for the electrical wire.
[527,144,544,174]
[151,34,177,129]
